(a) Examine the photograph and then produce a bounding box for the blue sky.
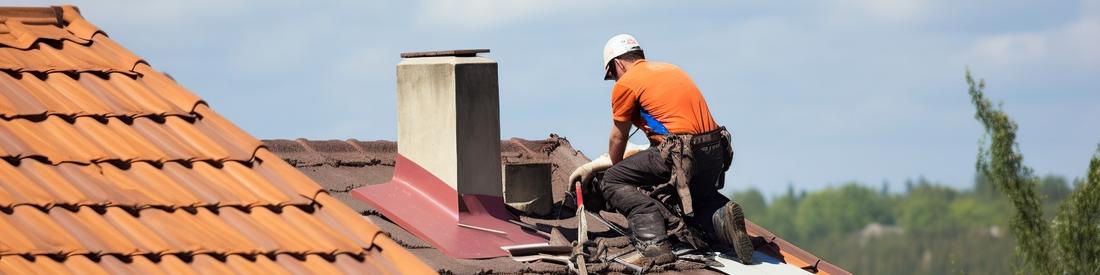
[26,0,1099,196]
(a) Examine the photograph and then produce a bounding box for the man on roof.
[569,34,756,265]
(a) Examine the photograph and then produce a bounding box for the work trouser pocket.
[717,128,733,189]
[692,143,727,190]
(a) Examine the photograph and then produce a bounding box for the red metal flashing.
[351,154,547,259]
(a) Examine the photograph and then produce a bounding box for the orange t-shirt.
[611,60,718,135]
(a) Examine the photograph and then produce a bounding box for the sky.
[21,0,1099,197]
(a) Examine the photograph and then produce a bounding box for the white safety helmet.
[603,34,642,80]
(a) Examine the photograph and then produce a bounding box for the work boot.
[629,212,675,265]
[712,201,755,264]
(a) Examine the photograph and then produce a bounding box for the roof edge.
[747,220,852,275]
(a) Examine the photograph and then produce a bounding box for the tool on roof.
[506,219,554,239]
[572,184,590,275]
[586,211,634,243]
[600,246,645,274]
[613,256,646,275]
[501,242,573,256]
[509,254,573,266]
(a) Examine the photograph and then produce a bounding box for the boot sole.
[714,202,755,264]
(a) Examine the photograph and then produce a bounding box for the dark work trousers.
[598,140,730,237]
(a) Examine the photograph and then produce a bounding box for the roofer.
[569,34,756,265]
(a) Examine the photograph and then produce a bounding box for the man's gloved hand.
[568,155,613,190]
[568,148,645,190]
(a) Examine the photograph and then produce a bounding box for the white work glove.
[567,147,645,190]
[569,154,613,190]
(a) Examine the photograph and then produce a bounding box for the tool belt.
[653,126,733,218]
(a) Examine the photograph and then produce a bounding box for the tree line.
[730,70,1098,274]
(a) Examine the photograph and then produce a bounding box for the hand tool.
[573,184,589,275]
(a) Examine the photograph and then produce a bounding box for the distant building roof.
[0,6,431,274]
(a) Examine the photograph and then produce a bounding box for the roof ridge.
[0,6,63,26]
[0,198,324,215]
[0,68,140,77]
[0,5,102,50]
[1,251,376,264]
[1,145,267,167]
[0,112,201,122]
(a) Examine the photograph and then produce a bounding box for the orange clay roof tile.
[0,5,433,274]
[0,72,187,120]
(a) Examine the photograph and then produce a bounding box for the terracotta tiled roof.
[0,5,433,274]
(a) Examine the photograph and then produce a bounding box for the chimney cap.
[400,49,490,58]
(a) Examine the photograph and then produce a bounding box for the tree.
[897,183,957,234]
[967,70,1051,273]
[1039,175,1071,201]
[967,70,1100,274]
[757,187,802,243]
[1053,148,1100,274]
[730,188,767,218]
[793,183,888,240]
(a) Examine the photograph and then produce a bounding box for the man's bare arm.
[608,120,632,164]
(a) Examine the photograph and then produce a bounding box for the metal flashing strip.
[352,153,547,259]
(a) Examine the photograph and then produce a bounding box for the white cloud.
[970,1,1100,67]
[972,33,1047,64]
[1061,15,1100,63]
[847,0,929,22]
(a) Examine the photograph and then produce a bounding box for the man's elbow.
[612,121,632,137]
[610,128,626,141]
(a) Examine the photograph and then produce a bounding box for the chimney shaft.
[354,50,547,258]
[395,54,502,197]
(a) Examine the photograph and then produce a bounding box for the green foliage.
[1040,175,1071,203]
[1040,175,1072,219]
[714,70,1098,274]
[1053,148,1100,274]
[897,183,957,234]
[973,173,1001,200]
[730,188,767,218]
[967,70,1100,274]
[755,188,801,243]
[728,176,1015,275]
[967,70,1052,273]
[948,196,1006,230]
[793,183,891,240]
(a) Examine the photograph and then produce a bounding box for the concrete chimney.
[353,49,545,259]
[395,49,501,197]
